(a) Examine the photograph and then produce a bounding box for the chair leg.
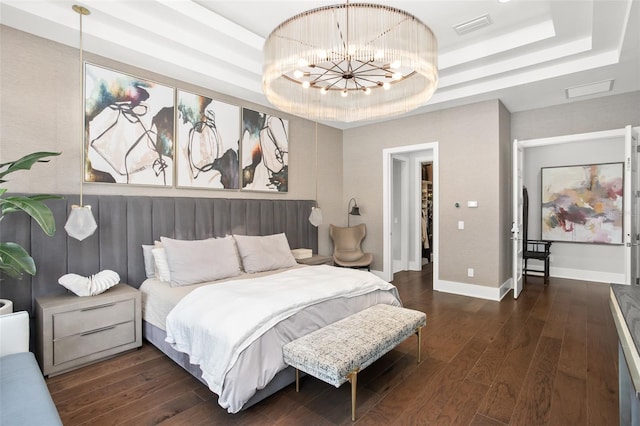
[544,256,550,285]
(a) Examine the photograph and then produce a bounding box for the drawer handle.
[81,325,116,336]
[81,303,115,312]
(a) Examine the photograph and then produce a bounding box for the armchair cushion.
[0,311,29,357]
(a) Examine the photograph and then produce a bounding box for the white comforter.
[165,265,396,405]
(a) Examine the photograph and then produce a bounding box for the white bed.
[140,264,401,413]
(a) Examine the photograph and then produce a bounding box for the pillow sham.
[152,247,171,283]
[142,244,156,279]
[160,236,242,287]
[233,233,297,273]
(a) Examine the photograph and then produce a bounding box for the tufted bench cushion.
[283,304,426,420]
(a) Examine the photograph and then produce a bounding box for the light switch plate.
[467,201,478,208]
[458,221,464,230]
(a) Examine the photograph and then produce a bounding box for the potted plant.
[0,152,61,314]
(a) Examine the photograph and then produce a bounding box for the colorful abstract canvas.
[84,63,174,186]
[176,91,240,189]
[241,108,288,192]
[541,162,623,244]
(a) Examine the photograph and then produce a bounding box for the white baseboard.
[550,267,625,284]
[434,279,511,301]
[392,260,422,274]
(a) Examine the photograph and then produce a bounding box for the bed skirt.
[142,320,297,410]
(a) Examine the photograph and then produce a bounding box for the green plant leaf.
[0,194,62,215]
[0,151,61,180]
[0,242,36,278]
[0,197,56,236]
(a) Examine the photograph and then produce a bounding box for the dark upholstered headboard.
[0,194,317,314]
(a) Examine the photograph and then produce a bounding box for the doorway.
[382,143,439,284]
[511,126,638,298]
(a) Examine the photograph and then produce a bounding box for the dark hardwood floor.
[46,265,619,425]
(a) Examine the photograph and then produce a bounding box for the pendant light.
[64,4,97,241]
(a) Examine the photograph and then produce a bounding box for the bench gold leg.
[295,368,299,392]
[416,326,423,364]
[347,369,359,421]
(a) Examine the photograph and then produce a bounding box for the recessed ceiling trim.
[454,13,492,35]
[430,51,619,108]
[86,1,262,75]
[159,0,264,50]
[565,79,615,99]
[439,19,556,69]
[439,37,593,88]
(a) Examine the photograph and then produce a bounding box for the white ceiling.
[1,0,638,129]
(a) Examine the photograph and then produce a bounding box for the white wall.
[524,137,625,283]
[344,100,506,289]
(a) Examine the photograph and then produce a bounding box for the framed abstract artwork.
[241,108,288,192]
[541,162,624,244]
[176,90,240,189]
[84,63,174,186]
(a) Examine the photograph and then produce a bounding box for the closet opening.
[421,162,433,268]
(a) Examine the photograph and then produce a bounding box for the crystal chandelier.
[263,3,438,123]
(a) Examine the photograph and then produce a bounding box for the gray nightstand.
[296,255,334,266]
[36,283,141,377]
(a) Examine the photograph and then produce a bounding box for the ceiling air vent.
[454,14,493,35]
[565,79,614,99]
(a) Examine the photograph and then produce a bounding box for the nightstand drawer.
[53,321,136,365]
[53,299,135,338]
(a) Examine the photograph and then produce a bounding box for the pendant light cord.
[314,120,319,208]
[79,9,84,207]
[73,5,90,207]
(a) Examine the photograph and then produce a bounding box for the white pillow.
[142,244,156,278]
[233,233,297,273]
[152,247,171,283]
[160,236,242,287]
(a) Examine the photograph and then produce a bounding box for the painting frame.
[240,108,289,193]
[176,90,240,190]
[541,162,624,244]
[84,62,175,187]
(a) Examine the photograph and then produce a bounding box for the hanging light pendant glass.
[65,4,97,242]
[263,3,438,122]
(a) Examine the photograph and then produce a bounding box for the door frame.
[512,140,524,298]
[624,125,639,285]
[382,142,439,283]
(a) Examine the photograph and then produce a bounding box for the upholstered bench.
[282,304,426,421]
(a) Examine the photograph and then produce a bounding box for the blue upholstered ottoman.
[0,352,62,426]
[283,304,427,421]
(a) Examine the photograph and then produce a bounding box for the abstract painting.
[84,63,174,186]
[241,108,288,192]
[541,162,623,244]
[176,91,239,189]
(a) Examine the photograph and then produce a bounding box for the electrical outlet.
[458,221,464,230]
[467,268,474,277]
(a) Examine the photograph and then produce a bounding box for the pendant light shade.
[65,4,97,241]
[263,3,438,122]
[64,204,98,241]
[309,206,323,227]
